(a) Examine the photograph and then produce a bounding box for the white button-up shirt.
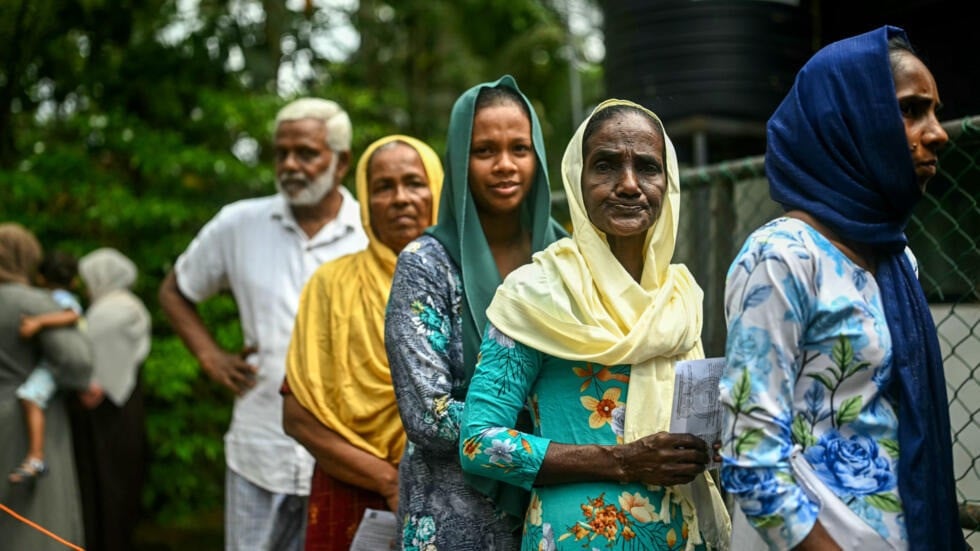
[174,188,367,494]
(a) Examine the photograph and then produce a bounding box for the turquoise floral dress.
[719,217,908,549]
[385,235,519,550]
[461,324,707,550]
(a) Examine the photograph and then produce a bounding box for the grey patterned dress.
[385,235,518,551]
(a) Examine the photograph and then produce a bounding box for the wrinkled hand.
[200,346,258,396]
[620,431,710,486]
[19,315,43,339]
[78,382,105,409]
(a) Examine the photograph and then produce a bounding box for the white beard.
[276,154,338,206]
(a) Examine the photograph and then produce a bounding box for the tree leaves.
[2,0,606,529]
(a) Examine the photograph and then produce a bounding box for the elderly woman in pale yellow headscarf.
[459,100,730,550]
[282,134,443,550]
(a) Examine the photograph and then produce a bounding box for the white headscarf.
[79,248,151,406]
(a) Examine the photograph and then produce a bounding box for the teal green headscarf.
[427,74,566,383]
[427,74,566,527]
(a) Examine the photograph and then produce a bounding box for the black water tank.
[602,0,812,124]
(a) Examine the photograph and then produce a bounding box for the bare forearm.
[283,394,398,497]
[160,271,257,394]
[28,310,80,330]
[158,271,222,360]
[536,442,623,485]
[536,432,709,487]
[792,520,842,551]
[311,436,399,496]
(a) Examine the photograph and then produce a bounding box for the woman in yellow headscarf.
[459,100,731,550]
[282,135,443,551]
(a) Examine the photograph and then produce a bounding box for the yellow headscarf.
[286,135,443,463]
[485,100,730,549]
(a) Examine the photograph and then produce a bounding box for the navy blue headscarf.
[766,25,964,550]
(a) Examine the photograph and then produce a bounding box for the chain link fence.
[672,115,980,543]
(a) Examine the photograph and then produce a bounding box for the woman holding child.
[0,223,93,550]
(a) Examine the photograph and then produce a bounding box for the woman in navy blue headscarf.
[719,25,965,550]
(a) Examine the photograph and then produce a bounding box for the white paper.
[669,357,726,469]
[349,508,398,551]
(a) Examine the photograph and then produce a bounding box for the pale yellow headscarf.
[285,135,443,463]
[486,99,730,549]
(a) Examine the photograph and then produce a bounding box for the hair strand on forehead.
[475,85,531,120]
[582,104,664,158]
[365,140,416,182]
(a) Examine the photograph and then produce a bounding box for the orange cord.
[0,502,85,550]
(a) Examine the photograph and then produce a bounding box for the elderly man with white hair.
[159,98,367,550]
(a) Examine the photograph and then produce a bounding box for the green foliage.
[140,295,242,522]
[0,0,605,531]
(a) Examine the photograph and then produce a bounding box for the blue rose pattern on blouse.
[804,431,896,497]
[720,468,785,518]
[720,218,907,549]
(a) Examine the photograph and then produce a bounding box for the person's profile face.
[367,143,433,254]
[893,51,948,192]
[581,110,667,240]
[467,102,536,217]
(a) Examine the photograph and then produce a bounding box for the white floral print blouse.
[720,217,908,549]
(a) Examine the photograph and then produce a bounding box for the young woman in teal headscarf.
[385,74,566,550]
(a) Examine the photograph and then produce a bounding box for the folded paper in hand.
[350,508,398,551]
[669,357,725,469]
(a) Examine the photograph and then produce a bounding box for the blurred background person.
[158,98,367,550]
[70,247,151,551]
[9,250,83,484]
[283,134,443,550]
[0,223,92,550]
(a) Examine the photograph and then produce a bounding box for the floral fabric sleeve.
[460,323,551,491]
[385,238,466,457]
[720,226,820,549]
